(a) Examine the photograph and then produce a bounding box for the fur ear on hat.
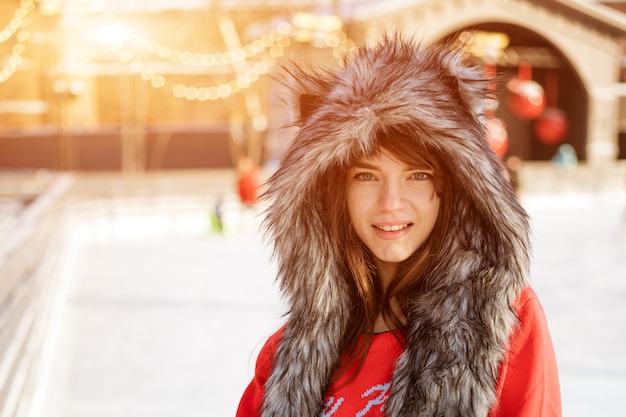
[299,93,324,120]
[432,42,491,121]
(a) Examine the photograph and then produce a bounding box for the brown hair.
[323,125,455,388]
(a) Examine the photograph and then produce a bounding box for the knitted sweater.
[237,287,561,417]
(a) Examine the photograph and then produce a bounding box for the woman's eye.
[354,172,374,181]
[410,172,432,181]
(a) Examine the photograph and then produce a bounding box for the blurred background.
[1,0,625,416]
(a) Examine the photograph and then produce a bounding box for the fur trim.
[261,34,529,417]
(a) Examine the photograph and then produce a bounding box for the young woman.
[236,34,561,417]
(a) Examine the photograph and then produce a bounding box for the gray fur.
[260,34,529,417]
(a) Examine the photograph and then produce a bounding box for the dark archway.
[442,23,588,162]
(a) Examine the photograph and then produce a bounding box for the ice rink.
[28,187,626,417]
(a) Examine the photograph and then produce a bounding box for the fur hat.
[260,34,530,417]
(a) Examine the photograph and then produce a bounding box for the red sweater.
[237,287,561,417]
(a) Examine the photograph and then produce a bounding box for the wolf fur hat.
[260,34,530,417]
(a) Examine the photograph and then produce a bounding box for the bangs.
[372,126,440,171]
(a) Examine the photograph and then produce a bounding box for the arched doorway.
[443,23,588,162]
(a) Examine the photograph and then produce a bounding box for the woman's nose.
[379,181,405,211]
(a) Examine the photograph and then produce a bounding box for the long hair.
[323,124,454,386]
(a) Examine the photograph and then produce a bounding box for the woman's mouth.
[374,223,411,232]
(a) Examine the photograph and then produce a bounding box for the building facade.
[1,0,625,170]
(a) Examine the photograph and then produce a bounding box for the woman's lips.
[372,222,413,238]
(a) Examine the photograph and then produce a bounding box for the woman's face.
[346,148,441,278]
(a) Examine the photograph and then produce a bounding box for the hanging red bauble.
[506,78,546,120]
[486,117,508,158]
[534,107,569,145]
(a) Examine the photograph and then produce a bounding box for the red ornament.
[534,107,569,145]
[506,78,546,120]
[486,117,508,158]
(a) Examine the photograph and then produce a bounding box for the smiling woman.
[345,147,440,284]
[344,145,442,335]
[236,34,561,417]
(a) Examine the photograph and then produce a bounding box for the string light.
[95,12,356,101]
[100,14,293,68]
[117,43,282,101]
[0,1,35,83]
[0,0,35,43]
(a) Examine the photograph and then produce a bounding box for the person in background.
[209,194,223,234]
[237,156,260,208]
[237,34,561,417]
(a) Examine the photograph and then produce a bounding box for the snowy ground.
[523,190,626,417]
[28,187,626,417]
